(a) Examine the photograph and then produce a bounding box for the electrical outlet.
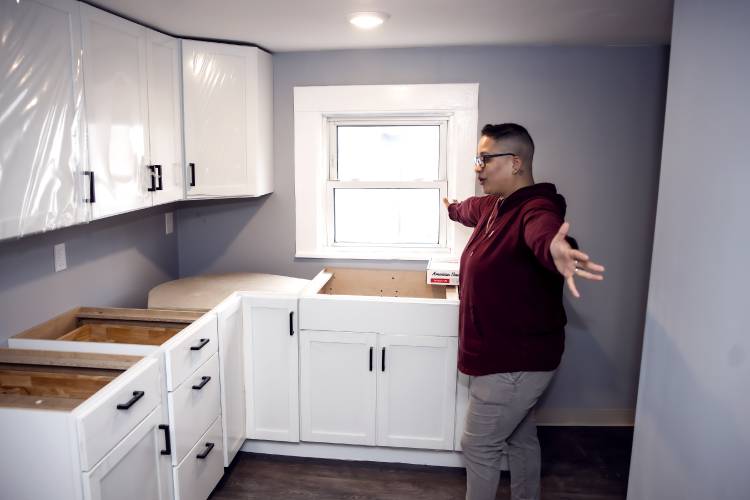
[165,212,174,234]
[54,243,67,272]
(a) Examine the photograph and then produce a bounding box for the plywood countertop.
[147,272,312,311]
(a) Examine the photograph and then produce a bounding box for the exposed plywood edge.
[78,307,203,323]
[0,348,140,371]
[444,286,459,301]
[12,307,82,340]
[535,408,635,427]
[301,270,333,296]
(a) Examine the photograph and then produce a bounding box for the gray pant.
[461,370,556,500]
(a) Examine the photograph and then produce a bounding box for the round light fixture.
[348,12,390,30]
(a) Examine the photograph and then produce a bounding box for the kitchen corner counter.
[147,273,312,311]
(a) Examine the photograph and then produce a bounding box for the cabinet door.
[243,294,299,442]
[82,407,172,500]
[182,41,272,198]
[0,0,87,239]
[146,30,184,206]
[80,4,151,219]
[216,295,246,466]
[376,335,458,450]
[300,330,377,445]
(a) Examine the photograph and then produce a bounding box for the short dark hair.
[481,123,535,163]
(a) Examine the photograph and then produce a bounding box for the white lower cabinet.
[216,295,246,466]
[300,330,377,445]
[299,330,458,451]
[83,407,172,500]
[243,294,299,442]
[376,334,458,450]
[173,417,224,500]
[168,353,221,464]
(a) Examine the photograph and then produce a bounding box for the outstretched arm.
[442,196,495,228]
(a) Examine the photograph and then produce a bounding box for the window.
[294,84,478,260]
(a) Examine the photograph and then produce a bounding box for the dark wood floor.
[210,427,633,500]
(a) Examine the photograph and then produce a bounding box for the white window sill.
[296,247,457,261]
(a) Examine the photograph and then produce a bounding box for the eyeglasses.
[474,152,515,168]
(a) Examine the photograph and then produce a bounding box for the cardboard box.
[426,258,459,286]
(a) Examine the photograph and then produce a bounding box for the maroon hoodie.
[448,183,568,375]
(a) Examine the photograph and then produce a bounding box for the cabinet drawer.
[173,416,224,500]
[76,356,162,470]
[164,313,218,391]
[168,353,221,464]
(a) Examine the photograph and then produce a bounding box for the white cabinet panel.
[0,0,87,239]
[243,294,299,442]
[173,417,224,500]
[146,30,184,206]
[216,295,246,466]
[76,356,162,470]
[300,330,377,445]
[80,4,151,219]
[168,353,221,465]
[82,407,172,500]
[376,335,458,450]
[182,40,273,198]
[163,312,218,391]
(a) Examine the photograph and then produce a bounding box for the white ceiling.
[87,0,674,52]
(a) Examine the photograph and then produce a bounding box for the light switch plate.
[165,212,174,234]
[54,243,67,272]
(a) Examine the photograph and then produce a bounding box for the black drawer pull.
[84,170,96,203]
[189,162,196,187]
[192,375,211,390]
[159,424,171,455]
[369,347,373,371]
[155,164,163,190]
[289,311,294,336]
[147,165,157,192]
[190,338,210,351]
[196,442,215,459]
[116,390,144,410]
[381,347,386,372]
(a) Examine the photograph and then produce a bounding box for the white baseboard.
[241,440,467,468]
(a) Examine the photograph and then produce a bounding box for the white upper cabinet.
[0,0,87,240]
[80,4,151,219]
[182,40,273,198]
[146,30,184,206]
[80,5,184,219]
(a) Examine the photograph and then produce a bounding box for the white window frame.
[294,84,478,260]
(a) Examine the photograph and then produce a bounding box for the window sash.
[325,181,448,248]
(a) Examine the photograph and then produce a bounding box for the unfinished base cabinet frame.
[0,349,172,500]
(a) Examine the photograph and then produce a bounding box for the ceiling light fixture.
[348,12,390,30]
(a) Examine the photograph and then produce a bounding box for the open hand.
[442,197,457,209]
[550,222,605,298]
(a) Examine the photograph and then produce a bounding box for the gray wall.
[177,45,669,420]
[0,205,179,343]
[628,0,750,498]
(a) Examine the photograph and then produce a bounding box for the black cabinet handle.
[116,390,144,410]
[190,338,209,351]
[84,171,96,203]
[155,164,163,190]
[147,165,157,192]
[381,347,386,372]
[192,375,211,390]
[196,442,215,459]
[158,424,171,455]
[369,347,373,371]
[289,311,294,336]
[189,162,196,187]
